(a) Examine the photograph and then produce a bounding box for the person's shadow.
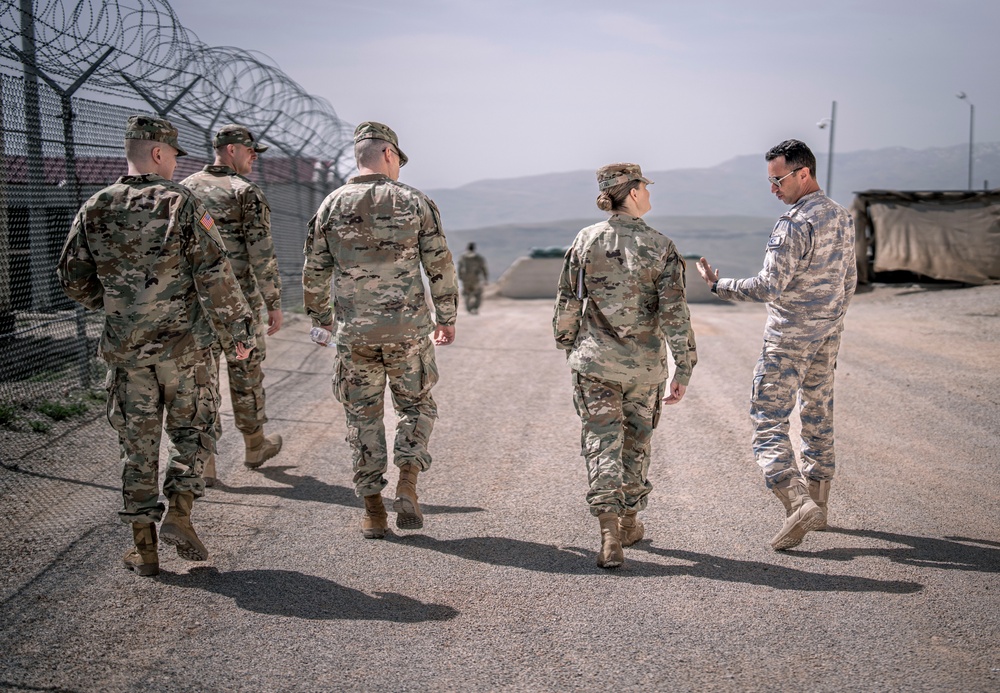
[400,534,922,593]
[158,566,458,622]
[786,528,1000,573]
[212,465,484,516]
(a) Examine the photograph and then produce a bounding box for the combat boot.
[807,478,831,530]
[244,428,282,469]
[619,509,645,547]
[770,476,825,551]
[123,522,159,577]
[393,463,423,529]
[362,494,388,539]
[160,492,209,561]
[203,454,217,488]
[597,512,624,569]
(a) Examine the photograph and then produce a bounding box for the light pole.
[956,92,974,190]
[816,100,836,198]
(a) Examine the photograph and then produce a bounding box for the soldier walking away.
[554,163,697,569]
[457,242,488,314]
[695,139,856,551]
[182,124,284,483]
[303,121,458,539]
[56,115,256,576]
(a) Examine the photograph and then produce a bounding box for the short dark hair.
[467,242,476,251]
[765,139,816,179]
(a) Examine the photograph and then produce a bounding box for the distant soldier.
[182,124,284,482]
[554,163,697,569]
[303,121,458,539]
[696,139,857,551]
[56,115,255,576]
[457,242,488,314]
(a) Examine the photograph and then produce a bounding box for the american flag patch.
[199,211,215,231]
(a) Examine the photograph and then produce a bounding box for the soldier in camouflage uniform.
[696,139,857,551]
[182,124,284,483]
[56,115,255,577]
[553,163,697,569]
[303,121,458,539]
[457,242,488,314]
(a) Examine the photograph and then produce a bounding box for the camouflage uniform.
[302,128,457,499]
[714,189,857,488]
[554,186,697,517]
[181,137,281,439]
[56,117,254,524]
[457,248,488,313]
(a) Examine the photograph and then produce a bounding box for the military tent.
[850,189,1000,285]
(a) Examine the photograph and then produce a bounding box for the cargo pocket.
[331,349,349,404]
[105,366,125,434]
[418,341,439,394]
[651,381,666,429]
[193,360,218,454]
[572,372,590,420]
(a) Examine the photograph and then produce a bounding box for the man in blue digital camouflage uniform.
[696,139,856,551]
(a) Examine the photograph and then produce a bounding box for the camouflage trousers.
[461,280,483,313]
[572,371,665,517]
[213,317,269,437]
[751,332,842,489]
[332,337,439,498]
[105,349,216,524]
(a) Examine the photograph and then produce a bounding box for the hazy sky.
[168,0,999,190]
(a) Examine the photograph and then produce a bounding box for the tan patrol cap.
[354,121,408,167]
[596,162,653,190]
[124,114,188,157]
[214,124,268,152]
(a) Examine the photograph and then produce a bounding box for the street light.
[956,92,974,190]
[817,100,836,199]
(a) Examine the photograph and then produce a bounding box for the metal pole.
[968,103,974,191]
[827,100,836,199]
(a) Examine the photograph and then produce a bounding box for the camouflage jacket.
[715,190,857,343]
[181,165,282,315]
[57,173,255,366]
[302,173,458,345]
[458,251,488,284]
[553,214,698,386]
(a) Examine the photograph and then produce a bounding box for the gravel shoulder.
[1,283,998,692]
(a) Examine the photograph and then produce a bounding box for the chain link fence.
[0,0,351,435]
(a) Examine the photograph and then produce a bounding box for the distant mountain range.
[430,142,1000,232]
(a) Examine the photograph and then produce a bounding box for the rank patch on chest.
[768,234,785,249]
[199,211,215,231]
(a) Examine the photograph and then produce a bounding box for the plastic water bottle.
[310,326,335,348]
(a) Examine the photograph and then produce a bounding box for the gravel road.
[1,283,998,692]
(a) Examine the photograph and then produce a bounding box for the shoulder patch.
[767,234,785,249]
[199,211,215,231]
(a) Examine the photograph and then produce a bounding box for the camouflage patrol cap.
[596,163,652,190]
[124,115,188,157]
[214,124,268,153]
[354,121,408,167]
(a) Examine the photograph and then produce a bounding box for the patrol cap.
[596,162,653,190]
[214,124,268,153]
[354,121,408,167]
[124,115,188,157]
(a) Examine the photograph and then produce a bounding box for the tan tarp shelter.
[850,190,1000,285]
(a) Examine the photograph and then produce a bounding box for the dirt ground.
[1,282,998,692]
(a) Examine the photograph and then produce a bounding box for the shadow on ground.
[158,566,459,622]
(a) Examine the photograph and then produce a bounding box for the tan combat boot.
[770,476,825,551]
[244,428,282,469]
[203,454,217,488]
[362,494,388,539]
[392,463,423,530]
[123,522,159,577]
[597,512,624,569]
[619,509,645,547]
[807,478,831,530]
[160,492,209,561]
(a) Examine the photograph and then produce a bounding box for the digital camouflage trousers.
[751,331,842,488]
[572,371,664,517]
[332,337,439,498]
[106,349,216,523]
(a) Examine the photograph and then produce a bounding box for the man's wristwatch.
[710,281,718,294]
